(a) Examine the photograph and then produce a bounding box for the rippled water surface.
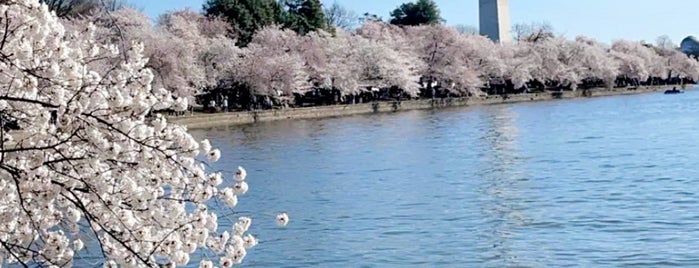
[192,89,699,267]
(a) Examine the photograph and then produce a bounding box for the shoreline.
[170,86,675,129]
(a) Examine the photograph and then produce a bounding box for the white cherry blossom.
[235,166,247,181]
[276,213,290,227]
[0,1,260,266]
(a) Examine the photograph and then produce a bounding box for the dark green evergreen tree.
[282,0,330,35]
[204,0,283,46]
[360,12,383,23]
[389,0,441,26]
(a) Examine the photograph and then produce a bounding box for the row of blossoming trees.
[71,8,699,110]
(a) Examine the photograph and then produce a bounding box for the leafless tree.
[512,21,555,43]
[324,2,359,30]
[455,24,478,35]
[656,35,676,50]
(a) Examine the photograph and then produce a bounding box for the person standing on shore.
[222,96,229,112]
[209,98,217,113]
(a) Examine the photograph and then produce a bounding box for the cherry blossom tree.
[154,10,226,96]
[406,25,462,92]
[201,37,242,88]
[573,36,619,88]
[526,38,581,90]
[662,49,699,82]
[356,22,425,95]
[0,0,260,266]
[351,36,421,96]
[355,21,410,46]
[86,8,153,59]
[296,30,361,95]
[445,30,501,94]
[324,33,364,95]
[408,25,494,95]
[76,9,237,99]
[498,42,536,90]
[237,26,309,96]
[610,40,663,84]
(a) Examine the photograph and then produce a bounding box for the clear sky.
[137,0,697,45]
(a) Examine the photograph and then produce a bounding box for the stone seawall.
[170,86,669,129]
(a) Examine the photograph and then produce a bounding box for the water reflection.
[474,106,534,266]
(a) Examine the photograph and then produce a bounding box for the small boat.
[664,88,684,94]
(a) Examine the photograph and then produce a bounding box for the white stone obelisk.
[479,0,512,43]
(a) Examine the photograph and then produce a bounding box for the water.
[193,89,699,267]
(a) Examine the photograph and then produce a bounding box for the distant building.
[479,0,512,43]
[680,36,699,57]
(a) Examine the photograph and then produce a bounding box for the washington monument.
[479,0,512,43]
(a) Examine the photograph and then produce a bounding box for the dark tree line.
[389,0,441,26]
[204,0,332,46]
[203,0,444,46]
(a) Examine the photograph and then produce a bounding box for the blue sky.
[138,0,697,45]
